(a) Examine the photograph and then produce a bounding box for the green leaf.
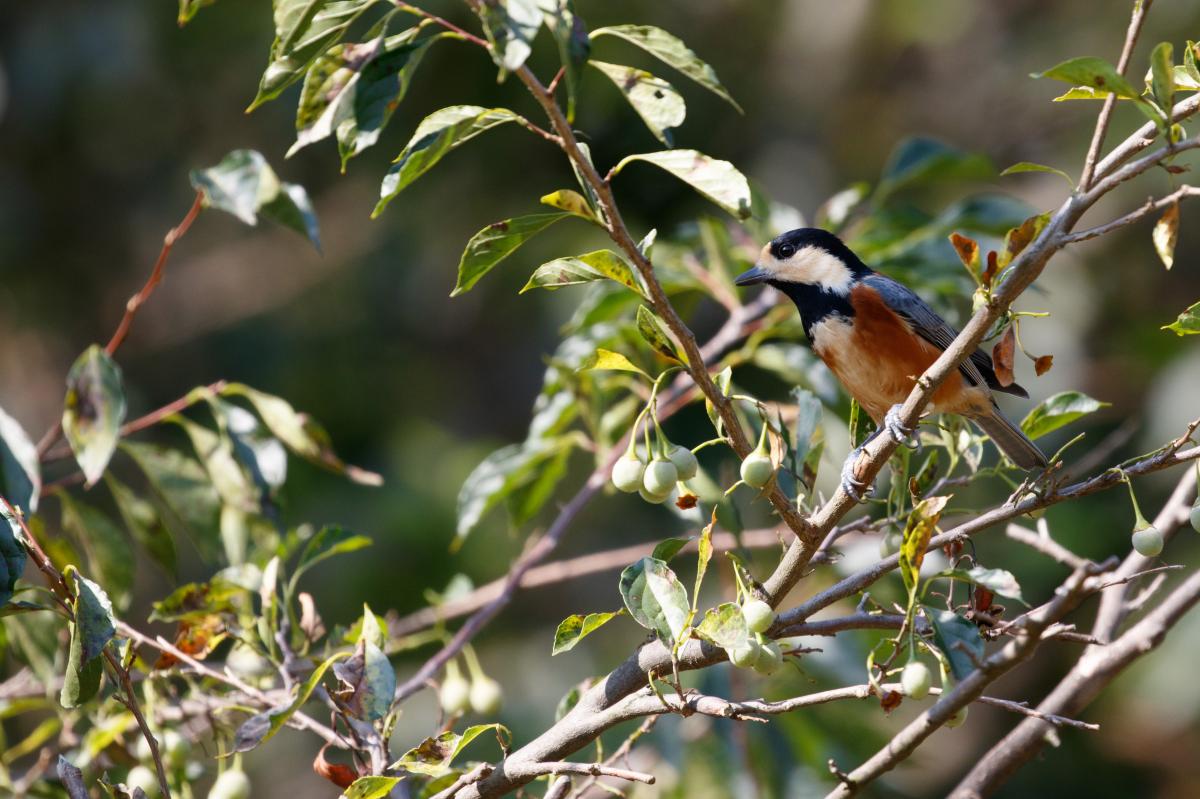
[1034,56,1141,100]
[60,568,116,708]
[62,345,126,487]
[1052,85,1123,101]
[58,495,134,611]
[590,24,740,112]
[694,601,749,649]
[60,622,102,709]
[149,578,244,622]
[590,60,685,145]
[928,608,986,681]
[333,605,395,721]
[482,0,542,71]
[636,305,685,364]
[1150,42,1175,122]
[1152,202,1179,269]
[552,610,622,655]
[790,388,822,475]
[898,495,950,596]
[294,525,372,583]
[692,515,714,611]
[1163,301,1200,335]
[706,366,732,434]
[874,137,992,202]
[540,189,597,221]
[1000,161,1073,186]
[578,348,649,377]
[935,566,1026,604]
[106,475,177,578]
[178,0,216,25]
[611,150,751,219]
[1020,391,1110,440]
[223,383,382,485]
[174,417,258,514]
[233,650,351,753]
[190,150,321,250]
[343,776,403,799]
[651,537,690,562]
[0,505,27,607]
[619,557,689,644]
[456,438,573,543]
[0,405,40,514]
[541,0,589,123]
[374,106,524,215]
[122,441,222,559]
[453,213,567,296]
[391,723,510,775]
[521,249,645,296]
[248,0,377,111]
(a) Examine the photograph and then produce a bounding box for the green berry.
[666,444,699,482]
[440,673,471,715]
[469,676,504,716]
[753,639,784,675]
[127,765,160,799]
[643,456,679,495]
[1189,501,1200,533]
[742,599,774,634]
[879,531,903,558]
[728,640,761,669]
[901,661,931,699]
[208,769,251,799]
[1131,525,1164,557]
[740,453,774,489]
[611,453,645,493]
[639,484,672,504]
[944,704,969,728]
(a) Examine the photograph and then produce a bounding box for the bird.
[734,227,1047,501]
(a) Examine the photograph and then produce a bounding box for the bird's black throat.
[771,281,855,341]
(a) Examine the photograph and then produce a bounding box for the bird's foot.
[884,405,919,449]
[840,445,871,503]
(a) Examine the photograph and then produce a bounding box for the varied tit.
[735,228,1046,501]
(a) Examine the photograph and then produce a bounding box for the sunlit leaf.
[1152,201,1179,269]
[928,608,986,681]
[611,150,751,219]
[521,249,645,296]
[0,405,40,514]
[374,106,524,215]
[190,150,321,249]
[1150,42,1175,125]
[590,60,685,145]
[149,578,244,623]
[619,557,689,645]
[1020,391,1109,440]
[590,24,740,112]
[60,568,116,708]
[578,348,649,377]
[541,0,590,122]
[62,345,126,487]
[233,650,351,752]
[694,602,748,649]
[1000,161,1073,186]
[1034,56,1141,100]
[934,566,1026,604]
[1162,301,1200,335]
[636,305,685,364]
[453,213,567,296]
[391,723,510,775]
[898,495,950,595]
[332,605,394,721]
[540,189,597,221]
[482,0,542,71]
[552,610,622,655]
[343,776,403,799]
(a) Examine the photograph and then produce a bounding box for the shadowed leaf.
[928,608,986,680]
[0,406,40,514]
[62,346,126,487]
[991,325,1016,387]
[454,213,568,296]
[552,610,622,655]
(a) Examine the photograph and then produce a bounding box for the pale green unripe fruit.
[226,644,272,680]
[126,765,159,799]
[742,599,774,634]
[1189,501,1200,533]
[440,674,471,715]
[208,769,251,799]
[666,445,699,482]
[728,640,761,669]
[469,676,504,716]
[643,456,678,495]
[945,704,968,728]
[639,484,672,504]
[753,639,784,675]
[901,661,932,699]
[740,453,774,489]
[137,730,189,769]
[611,454,645,493]
[1131,524,1164,557]
[879,531,903,558]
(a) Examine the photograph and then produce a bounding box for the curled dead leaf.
[991,325,1016,387]
[949,232,980,278]
[879,689,903,713]
[1152,201,1179,269]
[675,493,699,510]
[313,744,357,789]
[982,250,999,287]
[1033,354,1054,376]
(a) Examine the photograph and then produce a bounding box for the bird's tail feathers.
[969,405,1048,470]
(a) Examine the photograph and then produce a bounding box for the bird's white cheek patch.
[773,246,853,294]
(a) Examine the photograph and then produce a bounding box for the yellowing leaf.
[1163,301,1200,335]
[898,495,950,594]
[578,349,648,377]
[1152,201,1180,269]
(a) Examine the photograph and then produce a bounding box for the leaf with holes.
[454,213,568,296]
[590,61,685,145]
[611,150,751,219]
[898,495,950,595]
[391,723,510,775]
[928,608,986,680]
[619,557,689,645]
[590,24,740,111]
[552,610,623,655]
[522,249,645,297]
[62,346,126,487]
[1020,391,1109,440]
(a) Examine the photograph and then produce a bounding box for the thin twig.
[1062,185,1200,244]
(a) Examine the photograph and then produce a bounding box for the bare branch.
[1004,521,1090,569]
[1062,184,1200,244]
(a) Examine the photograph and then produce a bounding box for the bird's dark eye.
[777,243,796,259]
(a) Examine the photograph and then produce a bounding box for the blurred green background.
[2,0,1200,796]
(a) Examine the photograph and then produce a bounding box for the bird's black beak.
[734,265,771,286]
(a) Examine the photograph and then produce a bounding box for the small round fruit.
[126,765,159,799]
[879,531,903,558]
[901,661,931,699]
[944,704,969,728]
[226,644,272,680]
[611,454,645,493]
[1131,525,1164,557]
[440,674,471,715]
[740,454,774,489]
[643,457,679,495]
[728,640,761,669]
[742,599,775,634]
[137,731,189,770]
[208,769,252,799]
[1189,501,1200,533]
[666,445,699,482]
[753,640,784,675]
[639,484,672,504]
[469,676,503,716]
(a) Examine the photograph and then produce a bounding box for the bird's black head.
[734,228,872,295]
